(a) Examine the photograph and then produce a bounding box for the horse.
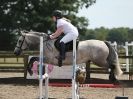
[14,31,123,83]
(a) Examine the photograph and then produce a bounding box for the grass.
[0,58,24,67]
[0,57,132,69]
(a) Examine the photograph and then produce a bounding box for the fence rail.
[90,68,129,74]
[0,51,133,80]
[0,66,24,72]
[0,51,39,78]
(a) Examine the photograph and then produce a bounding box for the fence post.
[125,42,129,72]
[85,61,90,83]
[23,55,29,79]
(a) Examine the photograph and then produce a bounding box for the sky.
[78,0,133,29]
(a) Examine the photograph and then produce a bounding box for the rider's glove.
[47,35,51,40]
[49,35,54,39]
[47,35,54,40]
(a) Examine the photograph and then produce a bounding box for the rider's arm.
[50,26,63,39]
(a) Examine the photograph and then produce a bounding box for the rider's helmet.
[52,10,63,19]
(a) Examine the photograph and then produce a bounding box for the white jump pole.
[39,35,44,99]
[125,42,129,72]
[39,34,49,99]
[44,64,49,99]
[72,38,79,99]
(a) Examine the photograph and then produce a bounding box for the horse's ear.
[20,31,26,36]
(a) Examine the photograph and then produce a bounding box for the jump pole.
[39,34,49,99]
[72,38,79,99]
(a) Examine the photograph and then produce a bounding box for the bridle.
[15,33,29,50]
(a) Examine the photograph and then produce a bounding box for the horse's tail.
[104,41,123,76]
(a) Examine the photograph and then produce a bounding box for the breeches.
[60,33,78,44]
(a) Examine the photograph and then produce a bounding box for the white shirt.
[57,19,79,37]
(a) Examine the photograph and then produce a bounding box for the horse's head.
[14,31,49,56]
[14,31,29,56]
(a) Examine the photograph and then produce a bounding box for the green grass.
[0,58,23,63]
[0,57,132,69]
[0,58,24,67]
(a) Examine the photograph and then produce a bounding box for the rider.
[49,10,79,67]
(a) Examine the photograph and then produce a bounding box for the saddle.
[54,35,79,52]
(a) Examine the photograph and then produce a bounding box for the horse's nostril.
[14,48,21,56]
[14,51,19,56]
[14,51,17,55]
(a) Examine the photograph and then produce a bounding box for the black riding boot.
[58,42,66,67]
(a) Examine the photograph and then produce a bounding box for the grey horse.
[14,31,123,83]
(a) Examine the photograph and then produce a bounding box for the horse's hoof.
[109,77,119,84]
[28,70,33,76]
[109,79,119,84]
[113,80,120,85]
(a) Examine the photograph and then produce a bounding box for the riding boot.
[58,42,66,67]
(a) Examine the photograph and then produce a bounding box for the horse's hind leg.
[108,64,118,83]
[85,61,91,83]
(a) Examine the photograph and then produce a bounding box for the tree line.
[0,0,133,51]
[80,27,133,44]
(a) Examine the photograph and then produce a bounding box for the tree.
[106,28,128,44]
[0,0,96,50]
[95,27,108,40]
[81,29,96,40]
[128,29,133,42]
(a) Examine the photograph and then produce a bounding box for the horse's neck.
[44,39,56,50]
[26,34,40,45]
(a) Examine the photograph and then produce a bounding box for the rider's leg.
[58,41,65,67]
[58,33,78,67]
[59,42,66,60]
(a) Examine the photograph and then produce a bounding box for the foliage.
[106,28,128,44]
[82,27,133,44]
[0,0,96,50]
[95,27,108,40]
[128,29,133,42]
[1,0,133,50]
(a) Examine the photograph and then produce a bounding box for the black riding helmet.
[52,10,63,19]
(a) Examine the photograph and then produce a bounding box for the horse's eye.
[19,40,22,43]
